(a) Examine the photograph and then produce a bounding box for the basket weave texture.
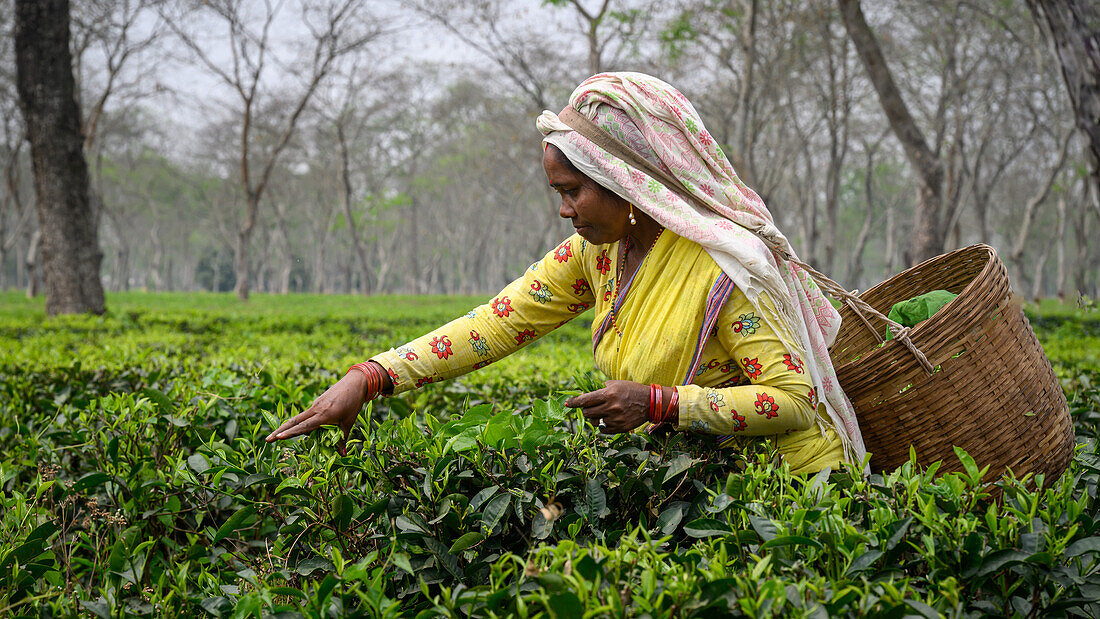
[829,244,1074,481]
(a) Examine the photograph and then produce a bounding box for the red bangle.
[348,362,384,399]
[649,383,665,423]
[664,387,679,425]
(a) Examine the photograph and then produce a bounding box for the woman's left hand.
[564,379,649,434]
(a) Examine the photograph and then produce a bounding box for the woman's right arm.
[266,235,595,450]
[372,234,595,394]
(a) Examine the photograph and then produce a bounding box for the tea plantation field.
[1,291,1100,617]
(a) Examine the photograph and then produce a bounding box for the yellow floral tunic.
[372,231,846,473]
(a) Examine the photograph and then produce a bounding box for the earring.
[628,203,637,225]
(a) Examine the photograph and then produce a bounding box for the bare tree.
[1026,0,1100,220]
[837,0,946,264]
[166,0,380,299]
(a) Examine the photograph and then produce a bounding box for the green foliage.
[1,292,1099,616]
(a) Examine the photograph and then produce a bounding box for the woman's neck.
[624,212,663,256]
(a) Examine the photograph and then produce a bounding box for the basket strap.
[558,107,935,375]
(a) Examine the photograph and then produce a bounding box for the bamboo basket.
[829,244,1074,481]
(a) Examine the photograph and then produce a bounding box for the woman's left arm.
[674,289,817,437]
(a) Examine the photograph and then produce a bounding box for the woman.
[267,72,866,474]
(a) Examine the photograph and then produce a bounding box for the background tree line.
[1,0,1097,306]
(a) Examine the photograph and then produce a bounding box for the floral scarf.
[536,72,867,469]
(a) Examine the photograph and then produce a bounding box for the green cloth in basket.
[883,290,958,341]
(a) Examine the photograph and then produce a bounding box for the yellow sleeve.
[674,288,816,436]
[370,235,594,394]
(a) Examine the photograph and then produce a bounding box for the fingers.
[564,388,607,409]
[266,408,319,442]
[270,413,327,440]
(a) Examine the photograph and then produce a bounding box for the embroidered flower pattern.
[601,280,614,302]
[415,375,437,388]
[491,296,513,318]
[808,387,819,409]
[567,302,591,313]
[754,393,778,419]
[715,376,746,389]
[732,313,761,336]
[689,419,710,432]
[473,360,491,370]
[387,368,399,384]
[529,280,553,304]
[596,250,611,275]
[572,278,590,295]
[730,410,748,432]
[695,358,720,377]
[783,354,804,374]
[464,309,478,319]
[468,330,489,357]
[741,357,763,379]
[718,361,736,374]
[706,390,726,413]
[396,346,418,362]
[514,329,536,344]
[429,335,453,360]
[554,241,573,263]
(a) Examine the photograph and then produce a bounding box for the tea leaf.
[449,532,486,553]
[211,505,256,543]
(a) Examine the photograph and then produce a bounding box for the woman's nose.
[558,200,575,219]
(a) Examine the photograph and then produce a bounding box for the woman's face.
[542,145,631,244]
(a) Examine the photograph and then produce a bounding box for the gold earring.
[628,203,637,225]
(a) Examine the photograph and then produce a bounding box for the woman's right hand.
[265,370,372,456]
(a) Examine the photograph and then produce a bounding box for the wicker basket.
[829,244,1074,481]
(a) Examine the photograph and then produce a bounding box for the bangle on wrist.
[648,383,665,423]
[348,362,383,400]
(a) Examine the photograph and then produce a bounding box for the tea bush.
[1,292,1099,617]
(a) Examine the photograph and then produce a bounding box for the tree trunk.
[1026,0,1100,218]
[233,226,251,299]
[837,0,945,264]
[337,123,372,294]
[14,0,105,315]
[24,227,40,298]
[1056,195,1067,301]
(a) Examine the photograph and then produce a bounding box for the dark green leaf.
[684,518,732,538]
[469,487,498,513]
[481,494,511,534]
[187,454,209,474]
[210,505,256,543]
[72,472,111,492]
[295,557,334,576]
[762,535,824,550]
[449,531,485,553]
[1066,537,1100,557]
[548,591,583,618]
[656,502,688,534]
[585,478,610,519]
[662,454,694,485]
[846,550,883,574]
[748,514,777,542]
[977,549,1029,577]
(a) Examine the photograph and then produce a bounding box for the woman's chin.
[574,227,615,245]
